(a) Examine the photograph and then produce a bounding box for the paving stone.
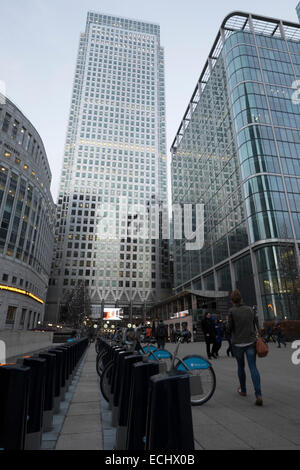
[60,413,102,435]
[55,432,103,451]
[68,401,100,416]
[55,347,104,450]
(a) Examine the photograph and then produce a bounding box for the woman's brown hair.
[231,289,242,306]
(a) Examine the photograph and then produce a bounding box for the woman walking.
[229,290,263,406]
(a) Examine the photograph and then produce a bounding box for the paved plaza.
[52,342,300,451]
[173,342,300,450]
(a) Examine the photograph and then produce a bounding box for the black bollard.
[145,371,195,451]
[115,354,143,450]
[23,357,47,450]
[111,350,133,426]
[0,365,30,450]
[108,347,125,409]
[56,346,71,390]
[48,349,64,412]
[126,362,160,450]
[38,352,56,432]
[68,342,76,378]
[54,347,68,398]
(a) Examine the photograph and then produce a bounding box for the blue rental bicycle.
[140,336,216,406]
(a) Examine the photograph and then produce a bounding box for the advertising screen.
[103,308,123,321]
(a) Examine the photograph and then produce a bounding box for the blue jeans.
[232,343,262,398]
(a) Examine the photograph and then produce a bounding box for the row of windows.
[2,150,45,189]
[0,110,50,184]
[88,15,160,34]
[59,279,156,289]
[248,210,294,242]
[0,165,54,275]
[224,30,296,55]
[1,272,40,297]
[1,305,42,329]
[90,34,156,45]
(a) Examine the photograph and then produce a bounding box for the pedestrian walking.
[174,325,181,343]
[170,325,176,343]
[201,313,218,359]
[223,316,233,357]
[275,323,287,348]
[156,319,168,349]
[229,289,263,406]
[213,318,223,357]
[181,325,192,343]
[145,325,152,340]
[265,325,276,343]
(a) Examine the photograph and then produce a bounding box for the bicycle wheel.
[96,350,109,376]
[100,360,114,402]
[176,355,216,406]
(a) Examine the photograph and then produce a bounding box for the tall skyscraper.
[46,12,170,323]
[171,12,300,324]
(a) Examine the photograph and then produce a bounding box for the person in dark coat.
[266,325,276,343]
[156,320,168,349]
[213,318,223,357]
[201,313,218,359]
[275,323,287,348]
[181,325,192,343]
[223,316,233,357]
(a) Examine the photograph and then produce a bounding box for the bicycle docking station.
[97,337,206,451]
[22,357,46,450]
[146,371,195,451]
[38,352,56,432]
[126,361,160,450]
[115,354,143,450]
[0,338,89,450]
[0,365,31,450]
[111,350,135,427]
[108,347,126,410]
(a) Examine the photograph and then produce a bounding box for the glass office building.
[297,2,300,22]
[46,12,170,323]
[171,12,300,322]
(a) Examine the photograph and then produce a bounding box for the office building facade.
[171,12,300,323]
[0,95,55,329]
[46,12,170,322]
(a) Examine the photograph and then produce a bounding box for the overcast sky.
[0,0,299,201]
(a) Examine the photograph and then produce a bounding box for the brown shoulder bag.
[256,335,269,358]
